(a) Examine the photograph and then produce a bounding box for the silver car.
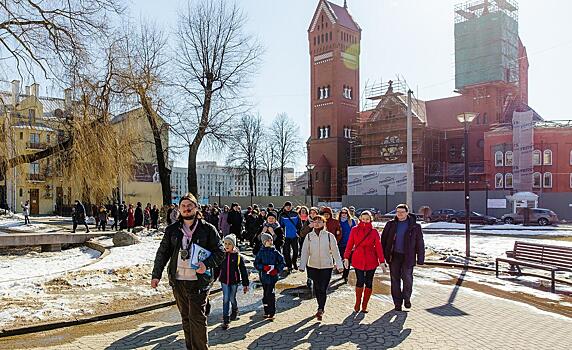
[501,208,559,226]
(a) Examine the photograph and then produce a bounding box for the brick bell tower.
[307,0,361,200]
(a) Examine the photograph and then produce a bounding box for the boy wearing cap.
[219,234,249,330]
[254,233,285,320]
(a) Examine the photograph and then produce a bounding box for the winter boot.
[230,308,239,321]
[361,287,373,313]
[354,287,364,312]
[222,316,230,330]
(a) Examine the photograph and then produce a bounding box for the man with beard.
[152,193,225,349]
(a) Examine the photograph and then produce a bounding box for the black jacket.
[218,251,249,286]
[134,206,144,226]
[381,214,425,267]
[227,210,243,228]
[152,219,225,290]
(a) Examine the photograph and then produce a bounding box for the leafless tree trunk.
[226,114,262,198]
[174,0,262,196]
[258,135,278,196]
[114,22,173,206]
[0,0,124,79]
[271,113,301,196]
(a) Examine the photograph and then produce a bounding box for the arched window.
[570,173,572,188]
[349,87,352,99]
[505,173,513,188]
[543,149,552,165]
[532,172,541,188]
[495,151,504,167]
[570,150,572,165]
[543,172,552,188]
[318,127,323,139]
[532,150,541,166]
[495,173,503,188]
[505,151,513,166]
[326,85,330,99]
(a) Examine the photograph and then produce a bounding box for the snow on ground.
[85,235,162,271]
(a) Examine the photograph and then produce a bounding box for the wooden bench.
[496,241,572,293]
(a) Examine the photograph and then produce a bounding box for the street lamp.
[216,181,222,206]
[306,163,315,207]
[302,186,307,205]
[457,112,478,260]
[383,184,389,214]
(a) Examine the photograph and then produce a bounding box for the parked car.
[429,209,458,222]
[355,208,380,216]
[449,210,497,225]
[381,209,422,221]
[501,208,559,226]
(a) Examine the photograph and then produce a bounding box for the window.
[532,150,541,166]
[505,173,513,188]
[314,37,316,46]
[543,172,552,188]
[29,161,40,174]
[482,113,488,124]
[543,149,552,165]
[495,151,504,167]
[505,151,513,166]
[495,173,503,188]
[329,32,332,41]
[19,188,23,197]
[532,172,541,188]
[19,132,23,140]
[570,173,572,189]
[28,109,35,123]
[570,150,572,165]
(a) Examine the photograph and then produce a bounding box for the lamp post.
[383,184,389,214]
[302,186,307,205]
[216,181,222,206]
[306,163,315,207]
[457,112,477,260]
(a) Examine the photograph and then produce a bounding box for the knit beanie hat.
[224,234,237,247]
[260,233,273,245]
[267,212,277,219]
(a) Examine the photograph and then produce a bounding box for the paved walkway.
[1,268,570,349]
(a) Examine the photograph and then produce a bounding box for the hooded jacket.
[254,246,285,285]
[381,214,425,267]
[219,248,249,286]
[322,207,342,242]
[343,222,384,271]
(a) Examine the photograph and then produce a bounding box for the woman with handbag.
[343,210,385,313]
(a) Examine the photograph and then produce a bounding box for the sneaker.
[404,300,411,309]
[222,322,229,330]
[230,309,238,321]
[315,310,323,321]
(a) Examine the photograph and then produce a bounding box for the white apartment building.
[170,162,294,203]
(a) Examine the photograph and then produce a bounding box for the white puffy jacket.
[299,228,343,270]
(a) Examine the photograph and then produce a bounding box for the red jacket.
[343,222,384,271]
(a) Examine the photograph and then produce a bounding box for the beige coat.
[299,228,343,270]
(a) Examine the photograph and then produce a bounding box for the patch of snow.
[84,235,161,270]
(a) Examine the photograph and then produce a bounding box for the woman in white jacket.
[299,214,344,321]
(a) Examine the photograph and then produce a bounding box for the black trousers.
[111,217,118,230]
[355,268,375,288]
[338,245,350,280]
[390,252,414,307]
[172,280,209,350]
[283,237,299,270]
[72,221,89,232]
[262,283,276,316]
[24,215,30,224]
[307,266,333,311]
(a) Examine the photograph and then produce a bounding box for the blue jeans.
[221,283,239,317]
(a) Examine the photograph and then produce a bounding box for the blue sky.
[135,0,572,170]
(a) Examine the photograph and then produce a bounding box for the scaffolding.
[454,0,519,90]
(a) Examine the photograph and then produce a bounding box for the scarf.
[263,221,280,230]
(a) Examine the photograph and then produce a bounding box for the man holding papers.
[152,193,225,350]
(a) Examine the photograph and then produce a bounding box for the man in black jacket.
[381,204,425,311]
[152,193,225,350]
[227,203,243,243]
[134,202,143,227]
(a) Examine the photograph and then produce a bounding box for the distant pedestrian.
[127,204,135,232]
[144,203,151,229]
[134,202,143,227]
[150,205,160,229]
[338,207,357,283]
[98,205,108,231]
[343,211,385,313]
[72,200,90,233]
[254,233,285,320]
[219,234,249,330]
[169,204,179,224]
[92,204,99,229]
[278,201,302,272]
[119,204,128,230]
[110,203,119,230]
[21,200,30,225]
[218,205,230,236]
[381,204,425,311]
[299,214,343,321]
[227,203,243,243]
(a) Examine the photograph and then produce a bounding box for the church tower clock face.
[381,135,403,161]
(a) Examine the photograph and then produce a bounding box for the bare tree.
[258,134,278,196]
[271,113,301,196]
[226,114,262,199]
[0,0,124,79]
[174,0,262,196]
[114,21,173,206]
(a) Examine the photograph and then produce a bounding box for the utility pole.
[406,89,413,210]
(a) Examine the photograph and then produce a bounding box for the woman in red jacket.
[343,211,385,313]
[127,204,135,232]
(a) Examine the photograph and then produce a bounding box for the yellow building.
[111,107,169,208]
[1,81,168,214]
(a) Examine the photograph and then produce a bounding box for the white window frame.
[495,151,504,167]
[543,149,552,165]
[29,161,40,174]
[505,151,513,167]
[532,172,541,188]
[505,173,513,188]
[570,150,572,165]
[495,173,503,189]
[543,172,552,188]
[570,173,572,189]
[532,150,541,166]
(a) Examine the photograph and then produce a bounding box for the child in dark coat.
[219,234,250,329]
[254,233,285,320]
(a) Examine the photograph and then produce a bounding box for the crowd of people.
[70,200,161,233]
[152,194,425,350]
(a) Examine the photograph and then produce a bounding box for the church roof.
[326,1,360,31]
[314,154,331,168]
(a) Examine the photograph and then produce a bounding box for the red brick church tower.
[307,0,361,200]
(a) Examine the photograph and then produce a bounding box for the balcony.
[26,142,48,150]
[27,173,46,182]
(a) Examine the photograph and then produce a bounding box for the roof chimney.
[64,88,72,109]
[25,85,30,96]
[11,80,20,106]
[344,0,347,8]
[31,83,39,97]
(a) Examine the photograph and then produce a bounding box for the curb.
[0,287,222,338]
